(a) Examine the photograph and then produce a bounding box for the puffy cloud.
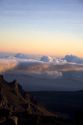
[11,61,62,79]
[40,56,53,63]
[15,53,31,59]
[1,53,83,80]
[0,58,18,73]
[0,57,62,79]
[64,55,83,64]
[35,71,63,79]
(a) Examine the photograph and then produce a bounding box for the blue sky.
[0,0,83,32]
[0,0,83,56]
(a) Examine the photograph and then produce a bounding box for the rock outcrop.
[0,75,72,125]
[0,75,56,125]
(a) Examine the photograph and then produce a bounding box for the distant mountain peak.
[0,75,4,81]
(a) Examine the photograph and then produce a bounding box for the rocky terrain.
[0,75,78,125]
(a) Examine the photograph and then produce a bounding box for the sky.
[0,0,83,57]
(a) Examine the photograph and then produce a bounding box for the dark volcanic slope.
[0,75,54,125]
[0,75,73,125]
[0,75,54,114]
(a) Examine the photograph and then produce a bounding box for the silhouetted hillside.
[0,75,74,125]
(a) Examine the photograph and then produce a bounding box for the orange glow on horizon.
[0,31,83,57]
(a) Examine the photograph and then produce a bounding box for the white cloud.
[0,58,18,73]
[0,53,83,80]
[40,56,53,63]
[64,55,83,64]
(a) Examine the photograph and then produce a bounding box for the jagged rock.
[0,108,10,118]
[0,75,4,81]
[0,87,8,108]
[0,75,61,125]
[8,116,18,125]
[10,80,20,96]
[0,117,6,124]
[0,75,54,116]
[0,75,74,125]
[10,80,24,96]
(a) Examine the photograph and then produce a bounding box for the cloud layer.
[0,53,83,80]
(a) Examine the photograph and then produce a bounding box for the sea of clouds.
[0,53,83,79]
